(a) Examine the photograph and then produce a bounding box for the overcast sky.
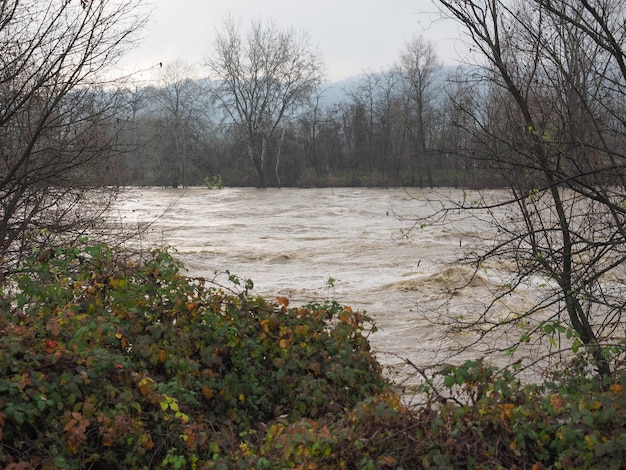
[120,0,463,83]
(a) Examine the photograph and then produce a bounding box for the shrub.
[0,241,386,468]
[238,392,425,469]
[412,359,626,469]
[235,360,626,469]
[4,240,626,468]
[203,175,223,189]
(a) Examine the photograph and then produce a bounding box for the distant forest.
[111,64,499,189]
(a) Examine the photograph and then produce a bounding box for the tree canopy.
[206,17,324,187]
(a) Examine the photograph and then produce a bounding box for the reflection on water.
[109,187,539,387]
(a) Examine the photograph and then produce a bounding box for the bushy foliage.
[3,241,626,469]
[416,360,626,469]
[233,361,626,469]
[0,241,385,468]
[203,175,223,189]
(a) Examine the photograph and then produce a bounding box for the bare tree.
[437,69,486,187]
[343,71,403,184]
[153,60,211,187]
[0,0,146,269]
[344,72,383,180]
[426,0,626,378]
[397,35,443,186]
[114,84,153,184]
[206,17,324,187]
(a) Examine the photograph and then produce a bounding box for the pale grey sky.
[121,0,463,82]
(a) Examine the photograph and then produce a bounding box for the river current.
[110,187,539,390]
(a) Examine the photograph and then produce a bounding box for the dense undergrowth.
[1,241,626,468]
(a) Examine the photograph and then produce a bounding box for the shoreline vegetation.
[158,168,510,191]
[2,240,626,469]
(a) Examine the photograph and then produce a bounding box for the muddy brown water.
[110,187,546,394]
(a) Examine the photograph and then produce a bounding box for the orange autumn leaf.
[46,318,62,338]
[158,349,167,362]
[498,403,515,420]
[318,425,332,439]
[18,373,31,389]
[277,296,289,307]
[186,301,202,312]
[279,338,289,349]
[138,377,154,396]
[201,386,214,400]
[377,455,398,466]
[102,432,114,447]
[63,411,89,454]
[294,325,309,336]
[549,394,565,412]
[140,433,154,450]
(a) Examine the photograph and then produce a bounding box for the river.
[109,187,541,392]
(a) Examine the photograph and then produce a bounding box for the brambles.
[3,240,626,468]
[413,359,626,469]
[0,241,385,468]
[230,359,626,469]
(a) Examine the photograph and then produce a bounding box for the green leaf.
[444,375,455,388]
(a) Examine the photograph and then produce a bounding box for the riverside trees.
[206,18,324,187]
[398,35,443,186]
[153,60,212,187]
[431,0,626,378]
[115,22,477,187]
[0,0,146,269]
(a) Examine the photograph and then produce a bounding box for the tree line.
[113,20,496,189]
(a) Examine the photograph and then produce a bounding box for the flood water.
[110,187,540,390]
